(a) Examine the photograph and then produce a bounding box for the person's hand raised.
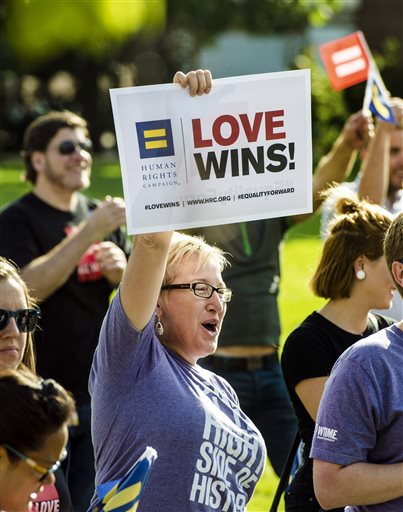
[173,69,212,96]
[371,97,403,132]
[341,110,373,150]
[391,97,403,129]
[85,196,126,241]
[94,241,127,286]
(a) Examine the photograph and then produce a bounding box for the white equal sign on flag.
[320,31,371,91]
[331,44,367,78]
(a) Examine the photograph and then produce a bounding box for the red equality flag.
[320,31,371,91]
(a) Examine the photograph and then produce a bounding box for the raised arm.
[119,70,212,329]
[292,111,371,223]
[359,98,403,205]
[120,232,173,331]
[311,111,371,211]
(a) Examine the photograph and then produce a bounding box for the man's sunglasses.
[4,444,68,482]
[57,139,93,155]
[0,308,41,333]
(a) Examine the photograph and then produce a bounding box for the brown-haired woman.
[0,257,73,511]
[281,189,396,512]
[0,369,75,512]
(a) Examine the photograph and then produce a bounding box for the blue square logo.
[136,119,175,159]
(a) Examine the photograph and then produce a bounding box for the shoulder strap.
[367,313,379,331]
[269,430,301,512]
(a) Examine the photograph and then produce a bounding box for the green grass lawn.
[248,234,324,511]
[0,157,325,511]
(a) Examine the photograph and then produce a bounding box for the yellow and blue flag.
[363,64,395,124]
[89,447,158,512]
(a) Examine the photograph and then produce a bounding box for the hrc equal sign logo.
[331,45,366,78]
[319,32,370,91]
[136,119,175,159]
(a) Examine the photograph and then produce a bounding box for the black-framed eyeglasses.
[4,444,68,482]
[161,282,233,303]
[57,139,93,156]
[0,308,41,332]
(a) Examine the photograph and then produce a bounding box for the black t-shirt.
[188,218,290,347]
[281,311,395,449]
[281,311,394,498]
[0,192,129,403]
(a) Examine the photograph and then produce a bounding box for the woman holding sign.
[90,223,266,510]
[90,68,265,512]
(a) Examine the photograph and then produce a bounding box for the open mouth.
[202,321,218,335]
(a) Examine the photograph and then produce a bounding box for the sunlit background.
[1,0,402,164]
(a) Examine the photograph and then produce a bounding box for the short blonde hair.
[162,231,229,287]
[311,189,392,299]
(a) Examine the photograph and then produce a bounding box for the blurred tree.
[341,0,403,116]
[0,0,166,150]
[3,0,400,164]
[159,0,346,165]
[293,50,349,167]
[5,0,165,65]
[0,0,342,151]
[161,0,341,75]
[356,0,403,92]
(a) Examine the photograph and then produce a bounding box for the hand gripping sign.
[110,70,312,234]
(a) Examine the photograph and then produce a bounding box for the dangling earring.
[356,269,366,280]
[155,318,164,336]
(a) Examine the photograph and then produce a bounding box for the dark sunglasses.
[0,308,41,333]
[57,139,93,155]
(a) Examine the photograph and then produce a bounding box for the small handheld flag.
[319,31,371,91]
[363,64,395,124]
[89,446,158,512]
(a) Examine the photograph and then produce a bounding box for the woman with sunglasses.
[280,190,396,512]
[89,225,266,510]
[0,368,75,512]
[0,257,38,374]
[0,257,74,511]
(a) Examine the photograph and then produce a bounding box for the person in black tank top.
[281,189,395,512]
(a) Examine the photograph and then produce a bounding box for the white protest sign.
[110,69,312,234]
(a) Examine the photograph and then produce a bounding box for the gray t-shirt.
[310,324,403,512]
[89,291,266,511]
